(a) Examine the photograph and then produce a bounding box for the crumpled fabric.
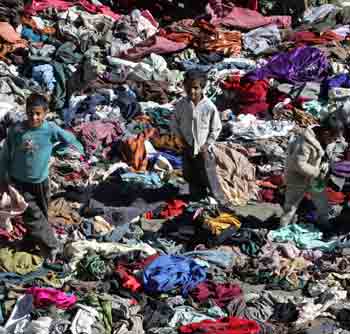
[73,120,123,157]
[169,306,218,328]
[143,255,207,296]
[0,248,43,275]
[191,282,242,307]
[121,36,187,62]
[179,316,260,334]
[245,47,328,84]
[24,0,121,20]
[202,213,241,236]
[226,114,294,141]
[32,64,56,92]
[0,22,27,45]
[64,240,157,272]
[0,186,27,232]
[243,25,281,55]
[269,224,337,251]
[210,142,258,206]
[71,304,101,334]
[210,6,291,30]
[26,287,77,310]
[118,128,157,171]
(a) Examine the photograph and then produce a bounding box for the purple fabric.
[322,74,350,97]
[332,161,350,178]
[244,47,328,84]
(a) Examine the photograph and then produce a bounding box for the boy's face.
[26,106,46,128]
[184,79,203,105]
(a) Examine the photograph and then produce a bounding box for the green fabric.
[0,248,43,275]
[309,178,327,193]
[239,271,307,291]
[77,254,106,280]
[269,224,337,251]
[84,294,112,334]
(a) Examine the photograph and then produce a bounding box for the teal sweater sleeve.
[49,122,84,155]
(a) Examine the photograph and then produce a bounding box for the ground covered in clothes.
[2,0,350,333]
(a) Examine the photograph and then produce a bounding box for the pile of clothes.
[1,0,350,333]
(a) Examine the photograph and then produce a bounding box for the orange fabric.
[165,32,194,45]
[120,128,157,171]
[193,20,241,56]
[151,134,185,153]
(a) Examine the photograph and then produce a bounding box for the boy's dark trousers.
[183,147,227,204]
[11,178,58,250]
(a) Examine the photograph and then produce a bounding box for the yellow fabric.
[203,213,241,236]
[0,248,43,275]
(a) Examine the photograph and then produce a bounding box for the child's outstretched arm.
[50,122,84,155]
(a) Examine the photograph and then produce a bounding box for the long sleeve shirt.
[0,120,83,184]
[171,96,222,156]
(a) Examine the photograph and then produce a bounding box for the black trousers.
[183,148,227,204]
[11,177,58,250]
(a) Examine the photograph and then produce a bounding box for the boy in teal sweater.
[0,94,83,261]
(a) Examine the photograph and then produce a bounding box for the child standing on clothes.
[0,94,82,261]
[171,70,222,200]
[281,116,344,231]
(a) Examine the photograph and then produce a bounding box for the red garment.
[159,199,187,218]
[24,0,121,20]
[326,187,345,205]
[266,175,285,187]
[259,189,275,203]
[115,265,142,292]
[290,31,344,45]
[179,317,260,334]
[191,282,242,307]
[210,6,291,30]
[236,80,270,117]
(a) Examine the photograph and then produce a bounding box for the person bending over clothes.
[0,93,82,262]
[171,70,222,201]
[280,116,344,231]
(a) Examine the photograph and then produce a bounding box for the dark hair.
[26,94,49,111]
[184,70,207,88]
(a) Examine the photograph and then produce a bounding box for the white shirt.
[171,96,222,156]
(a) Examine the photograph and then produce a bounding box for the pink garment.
[210,6,291,30]
[120,36,187,61]
[141,10,159,28]
[0,22,27,45]
[25,0,121,20]
[73,120,123,157]
[26,287,77,310]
